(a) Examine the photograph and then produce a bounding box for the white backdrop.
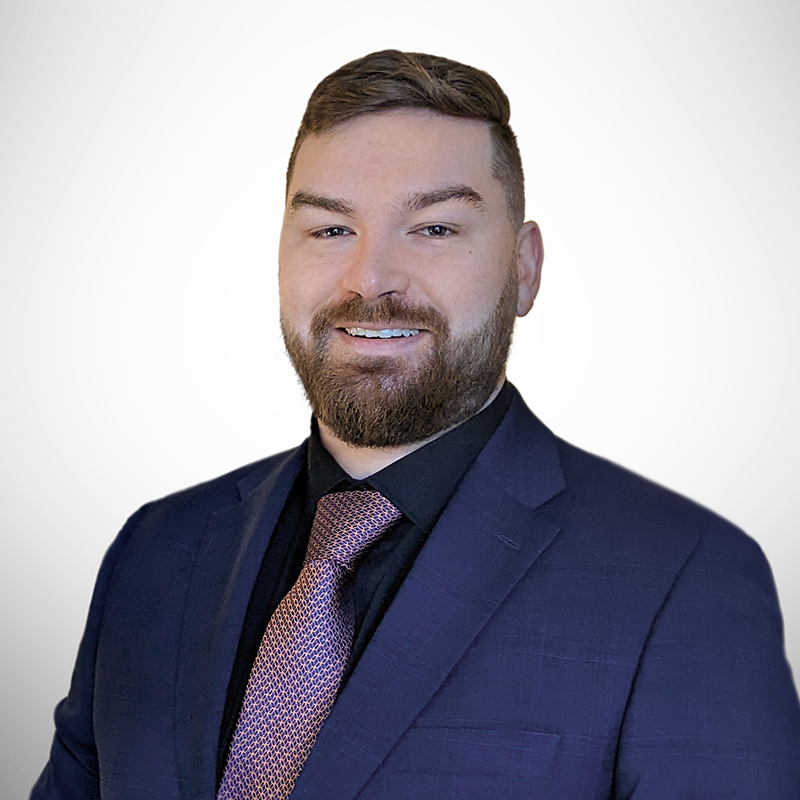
[2,1,798,795]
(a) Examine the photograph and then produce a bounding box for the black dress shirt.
[217,382,513,780]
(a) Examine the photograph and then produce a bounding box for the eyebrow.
[288,184,486,218]
[288,191,357,217]
[402,185,485,213]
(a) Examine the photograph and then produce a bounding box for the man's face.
[279,109,539,448]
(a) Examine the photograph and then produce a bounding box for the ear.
[515,221,544,317]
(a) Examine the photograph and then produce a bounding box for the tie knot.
[307,490,402,569]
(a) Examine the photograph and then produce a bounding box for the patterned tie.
[217,490,402,800]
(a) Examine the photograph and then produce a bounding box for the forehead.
[288,110,499,203]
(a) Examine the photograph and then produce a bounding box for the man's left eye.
[312,226,351,238]
[419,225,453,237]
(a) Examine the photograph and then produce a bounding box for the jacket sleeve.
[614,520,800,797]
[30,514,137,800]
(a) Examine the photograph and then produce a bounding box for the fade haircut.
[286,50,525,228]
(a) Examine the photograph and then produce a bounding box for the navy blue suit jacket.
[33,388,800,798]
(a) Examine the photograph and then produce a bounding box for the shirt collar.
[307,381,512,531]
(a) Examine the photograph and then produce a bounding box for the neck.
[318,380,505,479]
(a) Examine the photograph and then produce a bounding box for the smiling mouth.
[343,327,421,339]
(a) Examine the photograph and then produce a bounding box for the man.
[32,50,800,799]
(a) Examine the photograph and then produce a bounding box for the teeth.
[345,327,420,339]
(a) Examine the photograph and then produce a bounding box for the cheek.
[278,271,311,332]
[279,260,328,327]
[279,239,351,325]
[425,263,512,335]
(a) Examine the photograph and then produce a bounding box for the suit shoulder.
[492,387,756,559]
[551,436,766,570]
[555,436,711,513]
[120,443,306,545]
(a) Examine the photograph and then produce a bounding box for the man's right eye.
[311,226,352,238]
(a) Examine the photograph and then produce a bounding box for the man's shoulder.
[501,387,763,568]
[120,442,307,544]
[556,434,714,519]
[554,435,770,579]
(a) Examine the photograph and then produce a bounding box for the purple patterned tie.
[217,491,402,800]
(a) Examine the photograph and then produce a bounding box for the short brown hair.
[286,50,525,227]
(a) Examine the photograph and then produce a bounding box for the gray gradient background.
[2,1,798,795]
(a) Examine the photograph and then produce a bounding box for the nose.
[340,231,409,301]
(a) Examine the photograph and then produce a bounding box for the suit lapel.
[174,446,305,800]
[291,392,565,800]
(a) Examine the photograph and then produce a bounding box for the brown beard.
[281,266,518,448]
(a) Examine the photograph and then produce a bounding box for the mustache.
[310,296,449,338]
